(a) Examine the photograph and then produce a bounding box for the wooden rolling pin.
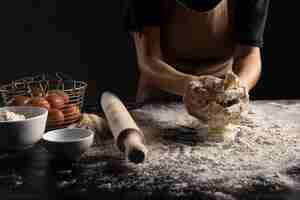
[100,91,148,164]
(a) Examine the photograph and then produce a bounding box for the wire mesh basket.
[0,73,88,130]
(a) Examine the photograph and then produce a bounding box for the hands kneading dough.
[183,72,249,129]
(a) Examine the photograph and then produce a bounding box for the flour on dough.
[184,72,249,132]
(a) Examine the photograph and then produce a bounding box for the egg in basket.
[0,73,87,131]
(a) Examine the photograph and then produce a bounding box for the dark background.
[0,1,297,106]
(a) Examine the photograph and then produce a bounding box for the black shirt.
[123,0,270,47]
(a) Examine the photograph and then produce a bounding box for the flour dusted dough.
[68,113,111,144]
[184,72,249,130]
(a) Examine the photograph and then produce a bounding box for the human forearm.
[139,57,195,96]
[233,45,262,91]
[132,30,195,96]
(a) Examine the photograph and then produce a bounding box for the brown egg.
[9,95,30,106]
[27,97,51,110]
[47,108,64,123]
[45,94,65,109]
[62,104,80,116]
[47,90,70,104]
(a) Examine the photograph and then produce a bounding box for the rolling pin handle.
[122,129,148,164]
[101,91,148,163]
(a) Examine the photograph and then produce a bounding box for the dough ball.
[184,72,249,128]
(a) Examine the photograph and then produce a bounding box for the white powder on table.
[78,101,300,199]
[0,110,26,121]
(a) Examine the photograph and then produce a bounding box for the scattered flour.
[77,101,300,199]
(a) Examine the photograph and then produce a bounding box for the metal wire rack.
[0,72,88,130]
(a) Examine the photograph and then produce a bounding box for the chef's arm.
[132,27,197,96]
[232,45,262,91]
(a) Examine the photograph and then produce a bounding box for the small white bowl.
[42,128,94,161]
[0,106,48,151]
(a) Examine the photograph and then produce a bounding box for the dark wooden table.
[1,100,300,200]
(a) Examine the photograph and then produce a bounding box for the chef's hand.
[183,75,222,122]
[223,72,250,113]
[183,73,250,121]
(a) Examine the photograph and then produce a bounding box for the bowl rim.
[42,128,94,143]
[0,106,48,123]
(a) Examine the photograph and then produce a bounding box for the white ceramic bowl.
[0,106,48,151]
[42,128,94,161]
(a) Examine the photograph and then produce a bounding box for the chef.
[123,0,270,103]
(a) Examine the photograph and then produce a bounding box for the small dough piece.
[68,113,111,143]
[88,113,110,138]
